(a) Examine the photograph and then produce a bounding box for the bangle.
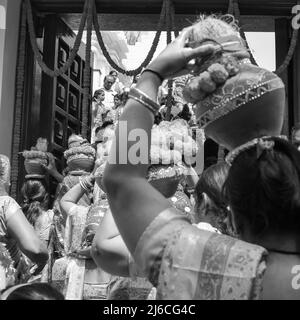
[142,69,164,83]
[79,176,94,192]
[128,87,160,115]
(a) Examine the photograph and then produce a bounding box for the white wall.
[0,0,7,112]
[0,0,22,158]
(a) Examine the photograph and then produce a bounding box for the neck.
[0,184,7,196]
[245,231,300,253]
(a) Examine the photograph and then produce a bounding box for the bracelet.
[128,87,160,115]
[142,68,164,83]
[79,176,94,192]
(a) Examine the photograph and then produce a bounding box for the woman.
[194,162,230,234]
[22,153,65,282]
[101,15,298,300]
[52,174,112,300]
[21,178,53,247]
[91,89,107,142]
[0,155,48,289]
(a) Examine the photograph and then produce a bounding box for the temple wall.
[0,0,22,159]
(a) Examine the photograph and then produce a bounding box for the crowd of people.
[1,14,300,300]
[91,69,198,144]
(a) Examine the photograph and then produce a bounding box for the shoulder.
[157,225,267,299]
[0,196,21,221]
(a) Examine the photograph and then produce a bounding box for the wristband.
[129,87,160,115]
[142,68,164,83]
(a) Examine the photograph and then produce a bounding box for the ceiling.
[31,0,298,16]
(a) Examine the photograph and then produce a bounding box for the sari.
[134,207,267,300]
[0,196,31,288]
[51,201,112,300]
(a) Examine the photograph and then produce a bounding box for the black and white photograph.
[0,0,300,306]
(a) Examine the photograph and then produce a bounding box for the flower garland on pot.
[182,55,241,104]
[21,138,50,178]
[93,0,168,77]
[25,0,89,78]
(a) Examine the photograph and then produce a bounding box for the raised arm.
[91,208,132,277]
[42,153,64,183]
[102,27,217,255]
[60,175,94,217]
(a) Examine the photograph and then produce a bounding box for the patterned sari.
[0,196,32,289]
[134,207,267,300]
[51,201,112,300]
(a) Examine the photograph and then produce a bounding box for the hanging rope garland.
[231,0,258,66]
[93,0,167,77]
[227,0,234,15]
[275,0,300,74]
[165,0,174,121]
[11,2,27,199]
[26,0,88,77]
[81,0,93,137]
[275,25,299,75]
[231,0,299,74]
[170,0,179,38]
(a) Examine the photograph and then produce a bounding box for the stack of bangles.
[128,69,163,115]
[79,175,94,192]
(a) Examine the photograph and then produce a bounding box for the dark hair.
[223,138,300,235]
[194,162,229,233]
[4,283,64,300]
[100,121,114,130]
[120,91,129,105]
[132,74,140,84]
[291,123,300,145]
[114,93,122,99]
[154,112,163,125]
[95,126,103,135]
[21,179,49,226]
[109,70,118,76]
[177,104,192,122]
[92,89,104,101]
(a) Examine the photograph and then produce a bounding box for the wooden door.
[40,15,92,200]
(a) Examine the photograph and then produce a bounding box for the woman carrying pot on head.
[100,15,300,300]
[51,128,114,300]
[0,155,48,290]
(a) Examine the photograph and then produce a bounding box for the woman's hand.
[43,153,64,182]
[147,26,219,80]
[43,153,57,173]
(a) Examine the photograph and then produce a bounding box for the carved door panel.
[40,15,92,200]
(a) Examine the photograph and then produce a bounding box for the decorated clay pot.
[24,159,46,175]
[148,164,187,198]
[195,63,285,150]
[67,157,94,172]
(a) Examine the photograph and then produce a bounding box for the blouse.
[134,207,267,300]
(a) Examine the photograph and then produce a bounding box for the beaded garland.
[197,73,284,129]
[225,135,288,165]
[147,164,187,182]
